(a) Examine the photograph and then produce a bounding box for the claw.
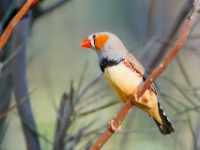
[133,89,140,103]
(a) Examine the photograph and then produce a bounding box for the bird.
[80,32,175,135]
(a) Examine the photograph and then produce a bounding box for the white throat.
[98,49,125,63]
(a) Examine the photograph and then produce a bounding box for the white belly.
[103,62,143,102]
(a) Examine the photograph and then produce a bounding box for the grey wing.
[125,53,145,74]
[125,52,158,95]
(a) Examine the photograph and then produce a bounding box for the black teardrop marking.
[99,57,122,72]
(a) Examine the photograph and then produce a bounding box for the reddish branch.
[0,0,39,50]
[90,1,200,150]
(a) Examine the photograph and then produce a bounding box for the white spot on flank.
[163,112,166,116]
[160,63,163,67]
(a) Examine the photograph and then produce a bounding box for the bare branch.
[11,6,40,150]
[0,0,38,50]
[54,87,75,150]
[33,0,71,20]
[0,89,36,119]
[185,110,198,150]
[76,74,103,104]
[161,75,200,101]
[137,35,161,60]
[147,0,192,69]
[54,93,68,148]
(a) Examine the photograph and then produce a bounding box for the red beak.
[80,38,91,48]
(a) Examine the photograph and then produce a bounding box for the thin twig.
[33,0,71,20]
[176,54,191,86]
[54,93,68,148]
[159,92,192,108]
[119,112,136,150]
[172,106,200,117]
[158,89,180,113]
[76,74,103,104]
[54,84,75,150]
[148,0,158,37]
[78,83,109,105]
[78,101,119,117]
[0,89,36,119]
[159,91,200,114]
[77,92,114,113]
[194,119,200,150]
[175,54,200,105]
[0,0,38,50]
[148,0,192,69]
[185,109,198,150]
[90,1,200,149]
[18,112,53,145]
[137,35,161,60]
[161,75,200,103]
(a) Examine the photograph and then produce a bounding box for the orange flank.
[122,58,143,78]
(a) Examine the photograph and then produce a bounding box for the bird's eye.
[93,35,96,39]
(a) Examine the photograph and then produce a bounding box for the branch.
[0,89,36,119]
[0,0,38,50]
[147,0,192,69]
[11,3,40,149]
[185,109,198,150]
[33,0,71,20]
[53,86,74,150]
[90,1,200,149]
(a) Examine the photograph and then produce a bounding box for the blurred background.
[0,0,200,149]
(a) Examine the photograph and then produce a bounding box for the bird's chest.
[103,62,143,102]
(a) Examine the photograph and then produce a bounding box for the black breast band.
[99,58,122,72]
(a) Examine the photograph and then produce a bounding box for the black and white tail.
[153,102,175,135]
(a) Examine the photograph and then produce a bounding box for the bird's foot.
[142,94,150,103]
[132,89,140,103]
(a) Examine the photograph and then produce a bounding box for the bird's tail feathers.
[153,102,175,135]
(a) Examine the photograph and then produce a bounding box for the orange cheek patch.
[95,35,109,50]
